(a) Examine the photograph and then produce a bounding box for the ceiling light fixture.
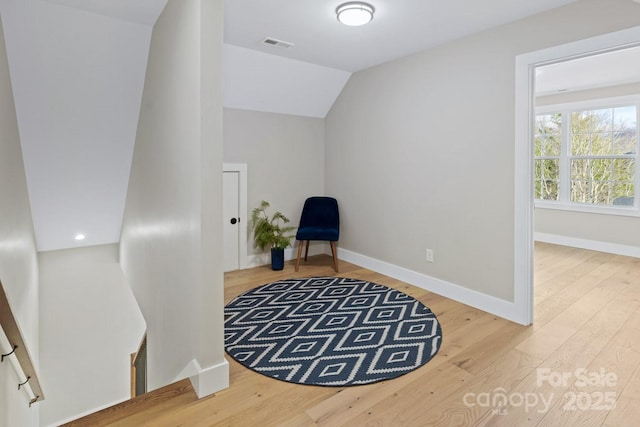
[74,234,86,241]
[336,2,375,26]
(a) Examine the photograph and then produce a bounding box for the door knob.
[230,218,237,225]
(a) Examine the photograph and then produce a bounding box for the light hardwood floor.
[68,243,640,426]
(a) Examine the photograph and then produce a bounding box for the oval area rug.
[224,276,442,386]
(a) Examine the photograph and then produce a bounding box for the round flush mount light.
[74,233,86,241]
[336,2,375,26]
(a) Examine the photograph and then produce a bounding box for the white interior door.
[223,171,240,272]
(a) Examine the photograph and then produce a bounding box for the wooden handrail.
[130,334,147,398]
[0,279,44,404]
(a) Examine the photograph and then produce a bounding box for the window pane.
[591,159,612,181]
[613,131,636,155]
[570,180,610,204]
[542,104,638,209]
[535,159,559,180]
[535,136,560,157]
[570,108,621,155]
[613,183,634,200]
[591,133,613,154]
[534,159,559,201]
[590,109,612,132]
[535,179,558,200]
[592,181,611,204]
[613,106,636,131]
[571,111,591,135]
[571,159,589,181]
[571,134,590,156]
[534,135,543,157]
[545,136,561,156]
[613,158,635,181]
[535,114,561,156]
[572,155,636,205]
[571,180,590,203]
[536,114,561,135]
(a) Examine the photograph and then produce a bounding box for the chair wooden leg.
[330,241,339,273]
[295,241,304,272]
[304,240,310,261]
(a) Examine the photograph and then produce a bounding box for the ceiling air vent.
[262,38,294,49]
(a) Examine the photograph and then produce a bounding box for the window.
[534,113,561,201]
[535,97,639,214]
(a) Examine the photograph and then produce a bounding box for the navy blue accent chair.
[295,197,340,272]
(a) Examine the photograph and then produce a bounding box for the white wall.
[120,0,227,396]
[38,244,145,426]
[325,0,640,303]
[0,10,39,427]
[535,82,640,253]
[223,108,326,259]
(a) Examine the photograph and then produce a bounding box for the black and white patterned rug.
[224,277,442,386]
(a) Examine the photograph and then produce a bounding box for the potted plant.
[251,200,296,270]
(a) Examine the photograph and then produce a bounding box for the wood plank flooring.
[66,243,640,426]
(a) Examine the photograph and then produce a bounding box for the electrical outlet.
[426,249,434,263]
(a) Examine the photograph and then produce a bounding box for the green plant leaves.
[250,200,296,250]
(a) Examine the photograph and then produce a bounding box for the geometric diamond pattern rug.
[224,277,442,386]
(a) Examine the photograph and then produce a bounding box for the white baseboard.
[175,358,201,380]
[337,248,528,325]
[535,232,640,258]
[248,243,532,323]
[48,397,132,427]
[187,358,229,399]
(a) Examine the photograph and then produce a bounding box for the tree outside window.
[534,113,561,201]
[535,101,637,209]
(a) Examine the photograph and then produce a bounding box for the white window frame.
[535,95,640,217]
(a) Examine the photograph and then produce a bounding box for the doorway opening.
[515,26,640,326]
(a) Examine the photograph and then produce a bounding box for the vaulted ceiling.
[3,0,637,252]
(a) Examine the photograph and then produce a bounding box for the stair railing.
[0,279,44,406]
